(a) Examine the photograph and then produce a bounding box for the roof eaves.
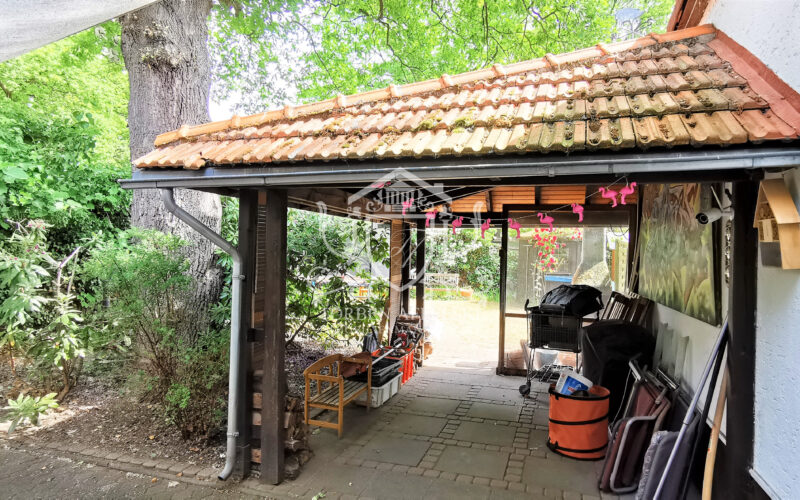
[708,30,800,135]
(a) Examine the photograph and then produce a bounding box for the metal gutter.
[120,148,800,190]
[159,189,242,481]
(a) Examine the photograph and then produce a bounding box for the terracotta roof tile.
[136,24,799,169]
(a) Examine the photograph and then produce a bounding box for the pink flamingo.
[598,186,619,207]
[401,197,414,215]
[371,181,387,189]
[451,216,464,234]
[571,203,584,222]
[537,212,554,231]
[619,182,637,205]
[480,218,492,239]
[508,218,522,239]
[425,211,436,228]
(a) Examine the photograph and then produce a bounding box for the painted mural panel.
[639,183,718,324]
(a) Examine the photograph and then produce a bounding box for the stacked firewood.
[284,395,312,479]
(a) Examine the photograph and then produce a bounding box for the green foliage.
[286,210,389,345]
[212,202,390,346]
[84,229,227,438]
[2,392,58,433]
[162,328,229,439]
[0,23,130,254]
[426,228,499,293]
[0,221,110,395]
[83,229,193,382]
[209,0,674,110]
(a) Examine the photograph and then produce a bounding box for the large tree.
[120,1,222,340]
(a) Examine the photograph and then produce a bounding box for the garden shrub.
[0,220,116,399]
[84,228,228,438]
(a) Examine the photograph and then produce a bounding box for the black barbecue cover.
[539,284,604,317]
[582,320,655,421]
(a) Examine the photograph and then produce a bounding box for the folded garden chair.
[599,369,671,493]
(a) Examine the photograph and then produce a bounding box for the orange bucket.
[547,384,610,460]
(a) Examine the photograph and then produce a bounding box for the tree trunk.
[573,227,611,293]
[120,0,221,342]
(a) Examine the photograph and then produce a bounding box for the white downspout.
[159,188,243,481]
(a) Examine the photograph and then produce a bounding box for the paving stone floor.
[1,363,632,499]
[297,363,630,500]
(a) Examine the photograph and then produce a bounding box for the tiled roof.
[135,25,800,170]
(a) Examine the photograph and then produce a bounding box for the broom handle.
[702,367,729,500]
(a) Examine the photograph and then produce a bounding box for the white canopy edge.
[0,0,157,62]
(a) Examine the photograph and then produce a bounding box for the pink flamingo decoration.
[425,211,436,228]
[598,186,619,207]
[508,218,522,239]
[537,212,554,231]
[571,203,584,222]
[451,216,464,235]
[618,182,637,205]
[480,218,492,239]
[401,197,414,216]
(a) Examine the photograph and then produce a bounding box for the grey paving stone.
[422,381,472,398]
[528,428,550,450]
[453,420,517,447]
[357,435,430,467]
[522,455,601,495]
[397,414,449,437]
[406,396,461,414]
[475,386,523,403]
[435,445,509,480]
[467,402,522,421]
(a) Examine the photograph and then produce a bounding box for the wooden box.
[753,179,800,269]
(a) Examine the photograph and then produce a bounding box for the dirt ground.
[0,338,348,472]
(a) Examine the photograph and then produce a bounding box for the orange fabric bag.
[547,384,610,460]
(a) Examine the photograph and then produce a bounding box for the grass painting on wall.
[639,183,719,325]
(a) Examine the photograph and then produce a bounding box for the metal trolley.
[519,299,584,396]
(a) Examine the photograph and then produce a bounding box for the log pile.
[283,395,312,479]
[250,393,313,479]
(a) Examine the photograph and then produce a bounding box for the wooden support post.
[497,216,509,374]
[416,225,426,323]
[387,220,403,341]
[401,222,411,313]
[722,179,759,497]
[234,189,258,479]
[260,189,287,484]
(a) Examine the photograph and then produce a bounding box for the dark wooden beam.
[497,214,509,374]
[721,179,759,497]
[234,189,258,478]
[416,225,426,324]
[401,222,412,313]
[260,189,287,484]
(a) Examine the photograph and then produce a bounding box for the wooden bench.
[303,354,372,438]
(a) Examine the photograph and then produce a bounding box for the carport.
[122,24,800,497]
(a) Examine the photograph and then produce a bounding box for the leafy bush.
[84,229,227,438]
[426,228,500,294]
[83,228,192,386]
[0,221,111,397]
[0,23,130,255]
[2,393,58,433]
[213,202,391,347]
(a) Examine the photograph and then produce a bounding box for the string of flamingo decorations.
[414,177,634,238]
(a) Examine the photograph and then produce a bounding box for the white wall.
[702,3,800,497]
[752,168,800,499]
[703,0,800,91]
